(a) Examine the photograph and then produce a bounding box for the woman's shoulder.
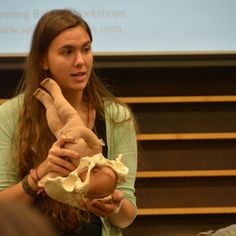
[0,96,23,132]
[104,100,132,122]
[0,95,23,116]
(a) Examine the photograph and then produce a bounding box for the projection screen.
[0,0,236,56]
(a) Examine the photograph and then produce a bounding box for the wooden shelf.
[136,170,236,178]
[119,95,236,104]
[138,207,236,215]
[137,132,236,140]
[2,95,236,105]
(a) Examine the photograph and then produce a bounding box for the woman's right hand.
[0,136,80,204]
[36,135,80,183]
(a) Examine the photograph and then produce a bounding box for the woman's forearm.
[108,199,136,229]
[0,176,36,204]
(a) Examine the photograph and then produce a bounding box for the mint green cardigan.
[0,96,137,236]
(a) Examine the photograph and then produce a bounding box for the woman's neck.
[62,89,83,107]
[63,90,95,129]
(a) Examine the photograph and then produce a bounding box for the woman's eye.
[84,46,91,53]
[63,50,72,55]
[59,48,73,56]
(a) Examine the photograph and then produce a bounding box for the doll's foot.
[33,88,53,106]
[40,78,62,98]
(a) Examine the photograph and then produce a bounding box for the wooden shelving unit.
[115,60,236,235]
[1,54,236,236]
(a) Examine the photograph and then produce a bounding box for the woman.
[0,9,138,236]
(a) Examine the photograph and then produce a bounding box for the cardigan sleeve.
[102,102,138,236]
[0,97,21,190]
[105,102,137,210]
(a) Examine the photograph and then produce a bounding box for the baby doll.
[33,78,128,208]
[34,78,104,159]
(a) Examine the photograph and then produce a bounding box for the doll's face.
[43,25,93,94]
[79,166,117,199]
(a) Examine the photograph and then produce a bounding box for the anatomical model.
[33,78,128,208]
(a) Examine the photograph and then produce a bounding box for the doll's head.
[79,165,117,199]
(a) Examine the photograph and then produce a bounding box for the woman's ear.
[41,57,49,70]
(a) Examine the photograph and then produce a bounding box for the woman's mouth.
[71,72,86,81]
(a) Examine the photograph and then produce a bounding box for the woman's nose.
[74,52,85,66]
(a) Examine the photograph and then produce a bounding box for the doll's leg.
[40,78,103,156]
[33,88,64,138]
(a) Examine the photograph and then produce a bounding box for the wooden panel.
[138,139,236,171]
[100,67,236,97]
[137,132,236,140]
[138,207,236,215]
[135,177,236,208]
[119,95,236,103]
[136,170,236,178]
[132,103,236,133]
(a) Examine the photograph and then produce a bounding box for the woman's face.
[43,25,93,93]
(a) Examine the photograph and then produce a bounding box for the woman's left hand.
[83,190,124,217]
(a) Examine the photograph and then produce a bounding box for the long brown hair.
[14,9,124,231]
